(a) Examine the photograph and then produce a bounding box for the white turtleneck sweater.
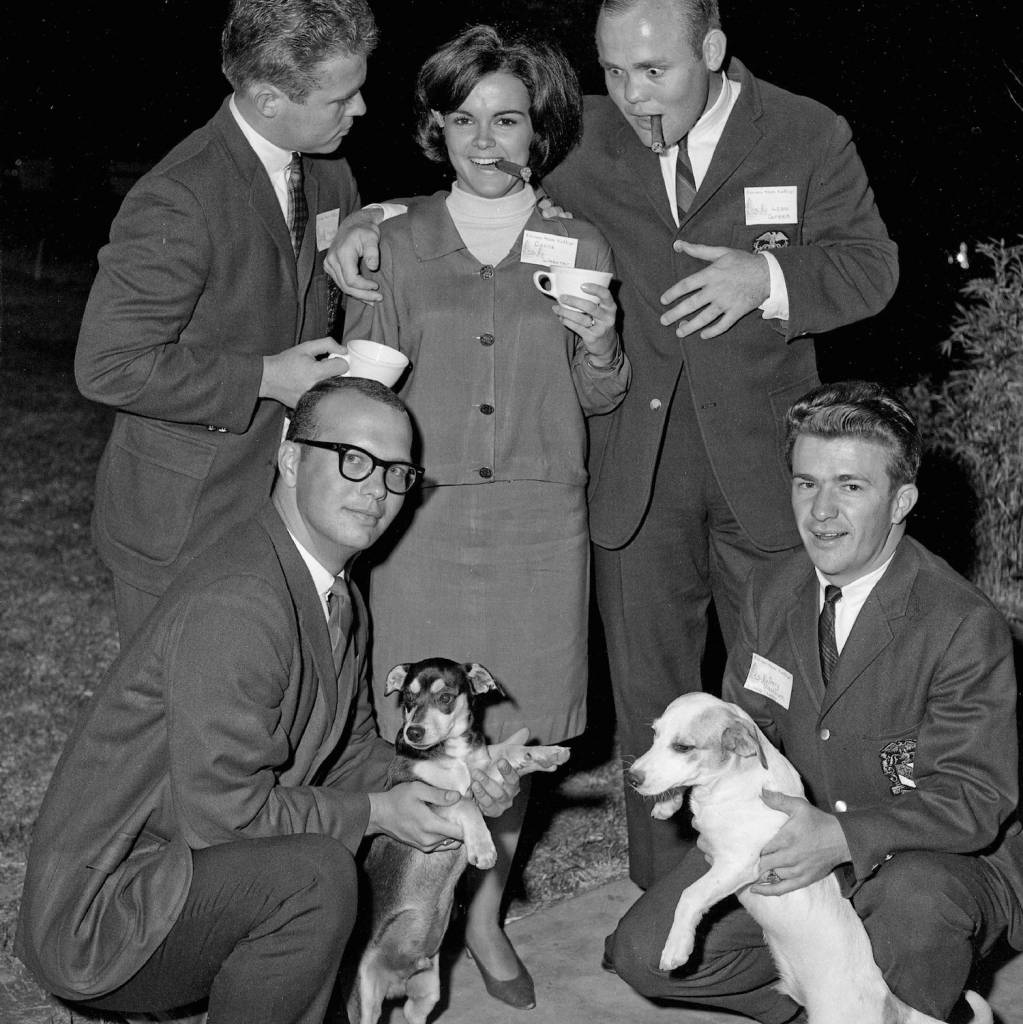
[445,181,536,265]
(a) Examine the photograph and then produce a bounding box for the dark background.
[3,0,1023,383]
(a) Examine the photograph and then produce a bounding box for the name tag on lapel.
[744,653,793,709]
[316,208,341,251]
[744,186,798,225]
[520,230,578,267]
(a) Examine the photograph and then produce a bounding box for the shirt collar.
[285,528,340,614]
[814,551,896,604]
[229,94,293,177]
[688,70,736,149]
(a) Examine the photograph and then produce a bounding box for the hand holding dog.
[470,758,520,818]
[367,781,465,852]
[749,789,851,895]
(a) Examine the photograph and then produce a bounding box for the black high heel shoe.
[464,941,536,1010]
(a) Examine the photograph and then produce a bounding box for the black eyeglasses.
[293,440,424,495]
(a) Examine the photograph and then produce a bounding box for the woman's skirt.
[367,479,589,745]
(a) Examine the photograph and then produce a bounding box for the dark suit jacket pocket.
[98,418,217,566]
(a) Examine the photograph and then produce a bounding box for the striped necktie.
[327,577,353,672]
[818,585,843,687]
[676,140,696,216]
[287,152,308,259]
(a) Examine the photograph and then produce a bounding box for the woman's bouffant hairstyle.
[413,24,582,178]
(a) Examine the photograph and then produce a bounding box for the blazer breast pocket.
[731,222,801,255]
[96,417,217,566]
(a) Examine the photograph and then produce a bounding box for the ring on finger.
[585,313,597,329]
[764,869,781,884]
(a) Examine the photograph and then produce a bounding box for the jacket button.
[835,800,847,813]
[480,404,494,415]
[480,265,494,280]
[479,467,493,479]
[650,398,662,410]
[478,333,495,346]
[819,728,830,741]
[673,240,684,253]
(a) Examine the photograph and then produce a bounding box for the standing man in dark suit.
[17,378,519,1024]
[75,0,378,641]
[608,382,1023,1023]
[325,0,899,888]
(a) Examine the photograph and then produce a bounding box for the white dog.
[628,692,992,1024]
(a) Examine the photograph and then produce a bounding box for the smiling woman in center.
[342,22,631,1011]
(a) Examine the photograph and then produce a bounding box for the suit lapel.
[258,505,338,724]
[613,118,678,234]
[786,568,826,709]
[212,100,298,290]
[684,62,762,223]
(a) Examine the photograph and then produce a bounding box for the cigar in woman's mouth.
[649,114,667,154]
[495,159,533,182]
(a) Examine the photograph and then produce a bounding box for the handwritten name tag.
[316,208,341,251]
[520,230,578,268]
[744,186,798,225]
[743,653,793,709]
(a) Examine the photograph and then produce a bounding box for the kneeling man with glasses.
[18,376,521,1024]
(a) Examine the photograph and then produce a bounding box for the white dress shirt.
[815,553,896,654]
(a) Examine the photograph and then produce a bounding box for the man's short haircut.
[598,0,722,57]
[414,24,582,178]
[287,376,409,441]
[222,0,378,101]
[785,381,922,489]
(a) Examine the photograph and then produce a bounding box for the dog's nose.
[405,725,425,744]
[627,767,645,788]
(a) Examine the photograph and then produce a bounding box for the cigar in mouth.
[494,158,533,182]
[649,114,667,154]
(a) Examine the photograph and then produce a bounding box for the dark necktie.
[818,584,843,687]
[327,577,353,672]
[676,140,696,216]
[287,152,308,259]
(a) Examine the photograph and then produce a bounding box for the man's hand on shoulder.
[323,207,385,303]
[259,338,349,409]
[661,242,771,340]
[749,789,851,896]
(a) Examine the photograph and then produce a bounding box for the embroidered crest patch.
[752,230,790,252]
[879,739,917,794]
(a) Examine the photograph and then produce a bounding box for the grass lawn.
[0,245,628,1020]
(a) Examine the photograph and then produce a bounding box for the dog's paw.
[659,929,695,971]
[651,793,685,820]
[519,744,570,773]
[467,840,498,870]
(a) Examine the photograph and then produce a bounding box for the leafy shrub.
[904,239,1023,627]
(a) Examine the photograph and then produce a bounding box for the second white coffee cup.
[533,267,613,305]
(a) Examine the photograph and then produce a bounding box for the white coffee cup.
[331,339,409,387]
[532,267,613,306]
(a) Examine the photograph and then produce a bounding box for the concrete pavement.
[384,878,1023,1024]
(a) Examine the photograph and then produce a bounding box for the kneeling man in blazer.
[608,381,1023,1023]
[17,377,519,1024]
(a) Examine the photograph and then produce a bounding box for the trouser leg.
[594,378,792,888]
[82,834,358,1024]
[852,850,1016,1018]
[606,846,800,1024]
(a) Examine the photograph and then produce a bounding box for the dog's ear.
[720,721,767,769]
[384,664,411,695]
[464,663,504,696]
